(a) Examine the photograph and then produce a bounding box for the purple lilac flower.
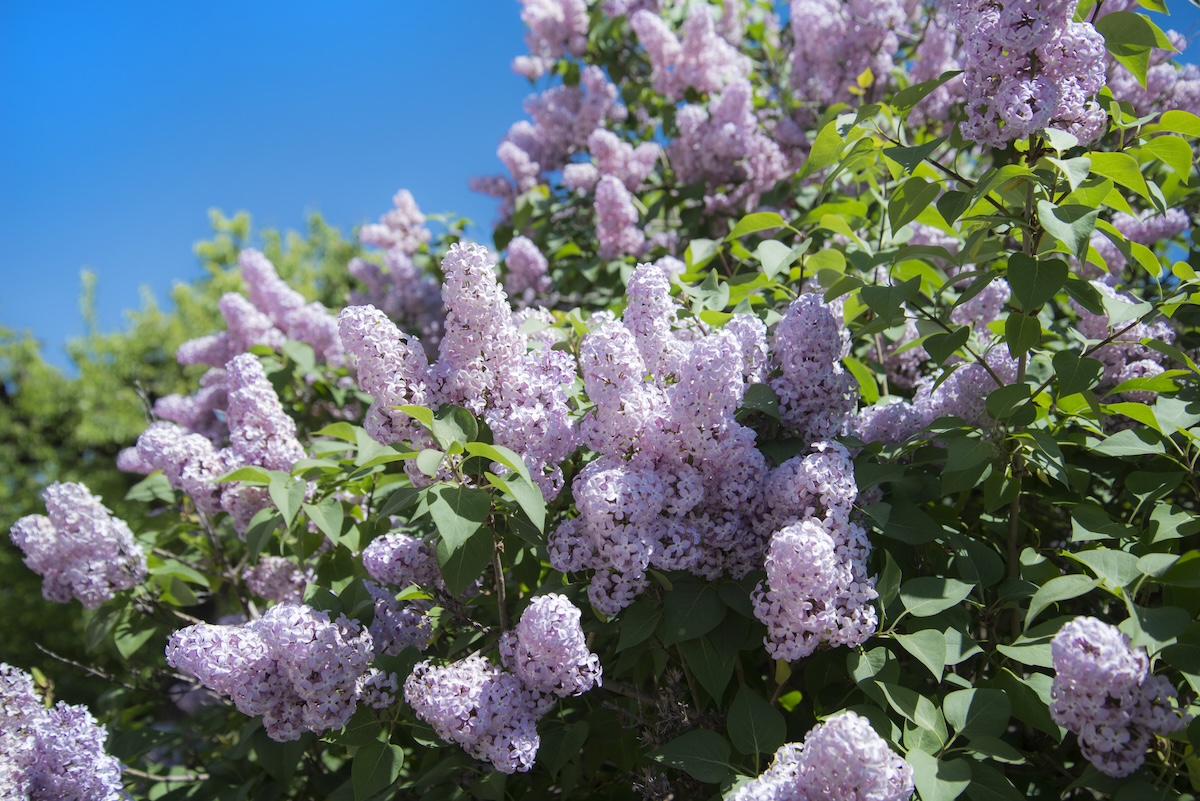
[348,252,444,354]
[1,663,125,801]
[769,294,858,442]
[730,711,914,801]
[854,398,928,445]
[359,189,431,255]
[498,593,602,702]
[631,5,750,100]
[225,353,305,472]
[9,482,147,609]
[504,235,552,301]
[595,175,645,260]
[153,368,229,443]
[404,656,543,774]
[134,421,231,515]
[362,531,443,590]
[512,0,589,79]
[242,556,309,604]
[239,249,344,365]
[588,129,661,192]
[669,79,790,214]
[166,603,374,741]
[1051,616,1188,777]
[1072,281,1174,394]
[948,1,1107,147]
[365,581,434,656]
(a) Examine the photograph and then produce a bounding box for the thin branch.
[124,767,209,783]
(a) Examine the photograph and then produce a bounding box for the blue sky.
[0,2,532,366]
[3,2,1200,368]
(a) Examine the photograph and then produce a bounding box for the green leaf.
[1007,253,1069,312]
[269,473,307,527]
[965,760,1024,801]
[1004,313,1041,359]
[727,687,786,756]
[1047,156,1092,192]
[1158,109,1200,138]
[900,577,974,617]
[727,211,787,240]
[1088,151,1153,202]
[396,404,434,428]
[304,497,344,545]
[937,190,971,225]
[1095,11,1176,88]
[884,137,946,175]
[801,121,845,178]
[538,721,589,778]
[992,669,1060,737]
[352,739,403,801]
[435,526,493,597]
[125,472,175,503]
[865,499,941,545]
[739,383,781,421]
[894,628,947,681]
[888,177,942,234]
[986,383,1034,423]
[416,449,444,477]
[686,238,721,270]
[662,584,726,646]
[486,473,545,533]
[244,509,282,559]
[1026,575,1099,629]
[377,487,419,519]
[878,683,947,741]
[430,405,478,450]
[465,442,532,483]
[678,636,737,701]
[1037,202,1099,260]
[908,751,971,801]
[1053,352,1104,397]
[1139,135,1193,176]
[893,73,961,114]
[312,422,358,442]
[943,689,1012,739]
[617,598,661,651]
[650,729,733,785]
[1091,428,1164,456]
[755,239,807,281]
[925,327,969,366]
[860,277,920,326]
[1068,548,1141,588]
[426,485,491,553]
[114,616,157,660]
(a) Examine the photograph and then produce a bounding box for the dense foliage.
[5,1,1200,799]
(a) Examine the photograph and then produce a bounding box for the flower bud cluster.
[340,243,577,495]
[405,594,600,773]
[947,0,1107,147]
[1,662,125,801]
[730,710,914,801]
[166,603,374,741]
[1051,616,1188,777]
[178,249,343,368]
[10,482,147,609]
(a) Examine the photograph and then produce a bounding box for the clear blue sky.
[0,2,532,366]
[3,2,1200,368]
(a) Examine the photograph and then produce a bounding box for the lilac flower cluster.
[474,67,623,217]
[788,0,910,117]
[498,593,602,700]
[349,189,444,353]
[1051,617,1188,777]
[729,711,914,801]
[670,79,791,214]
[504,235,552,301]
[908,12,967,128]
[150,367,229,444]
[166,603,374,741]
[630,5,750,101]
[1,663,125,801]
[512,0,589,79]
[913,348,1018,426]
[753,442,878,660]
[133,354,307,532]
[595,175,646,259]
[550,263,857,614]
[1072,281,1175,400]
[242,556,310,605]
[340,243,577,494]
[178,248,343,368]
[360,532,444,654]
[947,0,1108,147]
[769,293,858,442]
[10,482,147,609]
[404,594,600,773]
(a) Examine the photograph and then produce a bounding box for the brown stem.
[124,767,209,783]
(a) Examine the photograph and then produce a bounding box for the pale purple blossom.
[359,189,431,255]
[595,175,645,260]
[9,482,147,609]
[242,557,309,605]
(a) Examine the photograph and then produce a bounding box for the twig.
[124,766,209,783]
[35,645,144,693]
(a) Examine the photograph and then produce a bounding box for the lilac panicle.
[10,482,147,609]
[225,353,305,472]
[1,662,125,801]
[498,593,602,701]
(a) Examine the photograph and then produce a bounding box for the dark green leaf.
[430,405,478,450]
[1053,352,1104,397]
[1026,575,1099,629]
[1036,202,1099,260]
[966,760,1024,801]
[679,636,736,701]
[884,137,946,175]
[739,383,781,421]
[617,598,661,651]
[1004,313,1041,359]
[650,729,733,784]
[986,383,1034,423]
[943,689,1011,739]
[727,211,787,240]
[435,526,493,597]
[662,584,726,645]
[895,628,947,680]
[269,473,307,527]
[888,177,942,234]
[1007,254,1069,312]
[925,327,969,366]
[900,577,974,617]
[352,739,403,801]
[426,485,491,553]
[727,687,786,756]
